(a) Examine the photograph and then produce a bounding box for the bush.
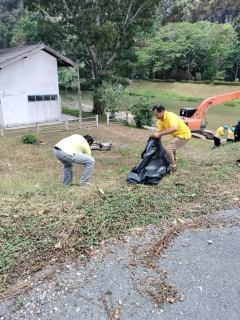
[130,97,154,128]
[21,133,39,144]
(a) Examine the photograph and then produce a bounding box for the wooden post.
[0,126,4,137]
[107,112,110,125]
[65,119,68,131]
[96,115,98,127]
[36,122,39,133]
[76,60,82,129]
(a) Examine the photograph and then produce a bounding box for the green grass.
[126,80,240,103]
[1,82,240,292]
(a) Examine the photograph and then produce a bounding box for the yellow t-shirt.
[55,134,91,156]
[228,128,234,139]
[215,127,225,138]
[157,111,191,139]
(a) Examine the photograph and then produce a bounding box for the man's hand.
[152,125,178,139]
[152,132,162,139]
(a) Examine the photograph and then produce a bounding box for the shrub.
[21,133,39,144]
[130,97,154,128]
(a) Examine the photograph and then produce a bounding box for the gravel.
[1,209,240,320]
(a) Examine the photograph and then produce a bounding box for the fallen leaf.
[38,210,44,215]
[99,188,104,195]
[232,197,239,201]
[139,197,144,202]
[113,306,121,319]
[175,182,186,186]
[54,241,62,249]
[100,240,105,246]
[166,296,181,303]
[56,208,61,213]
[117,257,124,261]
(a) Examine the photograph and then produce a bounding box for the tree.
[135,21,237,80]
[95,81,129,114]
[130,97,154,128]
[223,43,240,81]
[23,0,162,114]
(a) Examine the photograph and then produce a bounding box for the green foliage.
[130,97,154,128]
[223,42,240,81]
[21,133,39,144]
[95,81,129,113]
[118,166,128,174]
[135,21,237,81]
[0,0,39,48]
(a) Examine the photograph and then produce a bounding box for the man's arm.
[152,125,178,139]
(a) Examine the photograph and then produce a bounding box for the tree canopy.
[23,0,162,113]
[135,21,237,80]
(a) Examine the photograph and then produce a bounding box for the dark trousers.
[214,136,221,147]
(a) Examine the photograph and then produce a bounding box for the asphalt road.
[0,209,239,320]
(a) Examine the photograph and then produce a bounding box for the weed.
[12,300,24,312]
[21,133,39,144]
[118,167,127,174]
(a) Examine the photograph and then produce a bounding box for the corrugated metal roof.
[0,43,75,69]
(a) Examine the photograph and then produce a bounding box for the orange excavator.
[179,90,240,139]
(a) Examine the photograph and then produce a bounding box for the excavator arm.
[181,90,240,134]
[191,90,240,120]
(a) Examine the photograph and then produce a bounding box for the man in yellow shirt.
[213,125,228,148]
[152,105,191,174]
[54,134,95,186]
[227,125,235,143]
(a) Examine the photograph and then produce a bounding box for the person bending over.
[213,125,228,148]
[54,134,95,186]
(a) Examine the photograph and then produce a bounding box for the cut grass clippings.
[1,122,240,293]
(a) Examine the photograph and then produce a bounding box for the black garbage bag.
[126,137,172,185]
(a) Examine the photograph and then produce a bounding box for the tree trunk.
[93,96,104,115]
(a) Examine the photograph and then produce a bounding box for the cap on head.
[231,126,235,132]
[224,125,228,130]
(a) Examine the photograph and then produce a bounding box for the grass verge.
[1,122,240,293]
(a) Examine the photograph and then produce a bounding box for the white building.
[0,44,75,127]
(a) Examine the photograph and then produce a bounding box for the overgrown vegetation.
[21,133,39,144]
[1,123,240,292]
[130,97,154,128]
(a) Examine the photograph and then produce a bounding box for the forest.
[1,0,240,113]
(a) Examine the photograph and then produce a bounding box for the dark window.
[28,95,58,102]
[28,96,35,101]
[36,95,43,101]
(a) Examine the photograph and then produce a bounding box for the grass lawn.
[1,122,240,292]
[126,80,240,102]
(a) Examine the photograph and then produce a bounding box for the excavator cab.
[180,108,197,118]
[179,108,206,132]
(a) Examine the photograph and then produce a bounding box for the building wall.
[0,50,60,126]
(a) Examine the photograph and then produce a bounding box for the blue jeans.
[54,149,95,186]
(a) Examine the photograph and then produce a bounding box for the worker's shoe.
[79,182,94,186]
[169,168,178,175]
